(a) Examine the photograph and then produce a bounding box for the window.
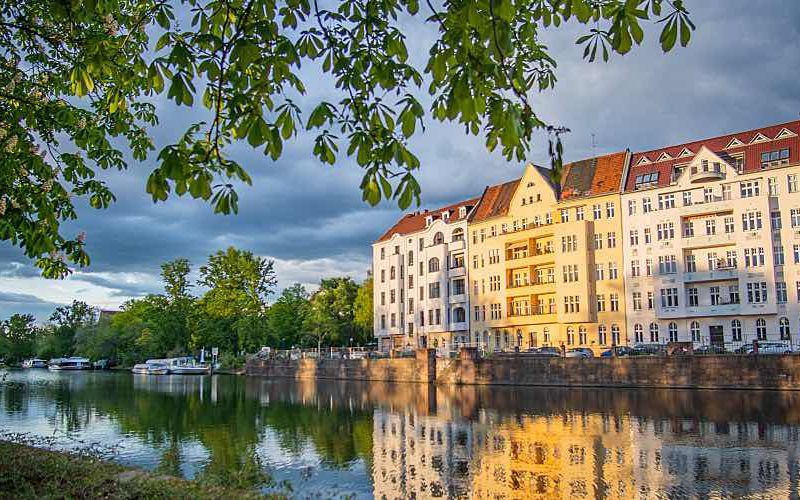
[433,232,444,245]
[563,296,580,313]
[777,282,787,303]
[561,235,577,252]
[606,202,615,218]
[746,282,768,303]
[768,177,778,196]
[647,291,654,309]
[452,278,465,295]
[428,258,440,272]
[610,294,619,312]
[775,245,785,266]
[792,209,800,228]
[488,249,501,264]
[780,317,791,340]
[380,269,386,283]
[429,282,440,298]
[607,232,616,248]
[729,285,740,304]
[744,248,765,267]
[645,258,652,276]
[708,251,718,271]
[685,254,696,273]
[649,323,659,343]
[771,211,782,231]
[634,324,644,343]
[642,197,652,213]
[390,266,396,280]
[725,250,738,269]
[596,295,606,312]
[710,286,721,305]
[632,292,642,311]
[594,233,603,250]
[756,318,767,341]
[576,206,585,221]
[731,320,742,341]
[690,321,700,342]
[390,313,396,327]
[380,292,386,305]
[683,221,694,238]
[566,327,575,345]
[390,289,396,304]
[630,260,640,277]
[741,211,762,232]
[723,184,732,200]
[705,219,716,235]
[795,244,800,264]
[658,255,677,274]
[789,174,798,193]
[658,194,675,210]
[380,315,386,329]
[687,288,698,306]
[608,262,618,280]
[562,264,579,283]
[595,263,605,281]
[634,173,659,190]
[630,230,639,246]
[451,228,464,242]
[644,228,652,244]
[598,325,607,345]
[660,288,679,308]
[724,216,735,234]
[611,325,620,345]
[628,200,636,216]
[578,326,587,344]
[739,181,760,198]
[761,148,791,169]
[682,191,692,206]
[560,208,570,222]
[408,298,414,313]
[704,187,714,202]
[657,222,675,240]
[668,322,678,343]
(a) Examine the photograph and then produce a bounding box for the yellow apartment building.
[467,152,629,353]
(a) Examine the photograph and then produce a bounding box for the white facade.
[372,205,473,352]
[622,141,800,349]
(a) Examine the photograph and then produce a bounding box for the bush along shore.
[0,440,286,499]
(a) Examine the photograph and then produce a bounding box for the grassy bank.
[0,441,277,499]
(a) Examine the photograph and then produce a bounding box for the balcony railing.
[507,278,556,289]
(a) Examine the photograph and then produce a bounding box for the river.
[1,369,799,498]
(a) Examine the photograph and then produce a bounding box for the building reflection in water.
[367,385,800,499]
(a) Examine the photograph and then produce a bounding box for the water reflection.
[1,370,800,498]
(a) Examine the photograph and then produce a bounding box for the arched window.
[756,318,767,341]
[611,324,620,345]
[690,321,700,342]
[731,320,742,342]
[578,326,587,344]
[407,251,414,265]
[780,317,791,340]
[433,232,444,245]
[390,266,396,279]
[598,325,607,345]
[567,327,575,345]
[451,228,464,242]
[634,323,643,343]
[453,307,466,323]
[649,323,659,343]
[668,322,678,342]
[428,257,440,273]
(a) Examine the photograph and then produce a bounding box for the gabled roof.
[625,120,800,192]
[559,151,628,201]
[375,197,479,242]
[468,179,520,224]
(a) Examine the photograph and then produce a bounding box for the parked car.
[527,347,562,357]
[600,346,636,357]
[565,348,594,358]
[631,343,667,356]
[694,345,727,355]
[745,342,794,355]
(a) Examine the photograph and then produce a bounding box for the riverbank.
[0,441,275,499]
[247,348,800,390]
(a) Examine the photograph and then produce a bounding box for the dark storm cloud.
[0,291,63,321]
[2,1,799,319]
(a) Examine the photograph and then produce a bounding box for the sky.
[2,1,800,320]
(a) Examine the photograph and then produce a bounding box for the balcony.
[448,239,465,251]
[683,268,738,283]
[505,311,557,326]
[506,279,557,295]
[690,164,725,183]
[504,250,556,267]
[448,293,467,304]
[450,321,468,331]
[658,302,741,319]
[448,265,466,278]
[682,232,735,249]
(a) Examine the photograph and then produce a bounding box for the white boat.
[48,357,91,370]
[146,363,170,375]
[131,363,150,374]
[22,358,48,368]
[163,356,211,375]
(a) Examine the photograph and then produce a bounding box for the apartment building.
[467,153,628,353]
[372,199,478,352]
[621,120,800,349]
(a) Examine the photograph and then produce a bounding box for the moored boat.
[131,363,150,374]
[48,357,91,370]
[22,358,48,368]
[164,356,211,375]
[146,363,170,375]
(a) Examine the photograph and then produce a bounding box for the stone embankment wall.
[246,349,800,390]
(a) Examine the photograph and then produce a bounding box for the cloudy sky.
[2,1,799,320]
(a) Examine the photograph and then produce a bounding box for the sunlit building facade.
[622,121,800,348]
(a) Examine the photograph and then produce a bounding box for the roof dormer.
[441,210,450,222]
[776,128,798,140]
[458,206,467,218]
[425,215,433,227]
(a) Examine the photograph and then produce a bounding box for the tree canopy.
[0,0,695,277]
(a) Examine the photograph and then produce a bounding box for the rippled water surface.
[2,369,800,498]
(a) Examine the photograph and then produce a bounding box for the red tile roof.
[625,120,800,192]
[468,179,520,224]
[375,197,480,242]
[560,151,628,201]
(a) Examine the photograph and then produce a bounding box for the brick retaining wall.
[246,350,800,390]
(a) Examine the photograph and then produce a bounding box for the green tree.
[353,276,373,344]
[303,277,359,349]
[0,313,38,363]
[38,300,97,358]
[0,0,696,277]
[160,258,196,353]
[266,283,310,348]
